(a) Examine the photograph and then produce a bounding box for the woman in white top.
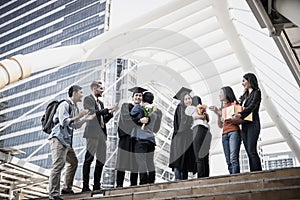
[186,96,211,178]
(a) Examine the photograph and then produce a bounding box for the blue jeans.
[241,120,262,172]
[222,130,241,174]
[174,168,188,180]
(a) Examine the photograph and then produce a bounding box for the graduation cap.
[128,86,148,94]
[173,87,192,100]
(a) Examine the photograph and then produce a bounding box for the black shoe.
[82,187,91,192]
[92,188,104,194]
[61,188,74,195]
[49,196,63,200]
[93,187,101,191]
[116,185,123,188]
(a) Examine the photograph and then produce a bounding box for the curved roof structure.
[81,0,300,163]
[0,0,299,177]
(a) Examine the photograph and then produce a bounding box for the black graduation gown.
[116,103,138,172]
[169,104,196,173]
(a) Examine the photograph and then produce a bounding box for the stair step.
[163,186,300,200]
[104,168,300,196]
[37,167,300,200]
[81,176,300,200]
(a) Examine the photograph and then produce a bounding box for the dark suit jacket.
[83,94,113,139]
[240,89,261,121]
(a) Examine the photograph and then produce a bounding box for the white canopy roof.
[1,0,299,166]
[89,0,300,160]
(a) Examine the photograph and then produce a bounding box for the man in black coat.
[82,81,117,192]
[115,87,148,187]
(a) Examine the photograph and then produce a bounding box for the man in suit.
[82,81,117,192]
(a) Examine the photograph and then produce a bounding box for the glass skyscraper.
[0,0,109,60]
[0,0,185,190]
[0,0,177,188]
[0,0,111,182]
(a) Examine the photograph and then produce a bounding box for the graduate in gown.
[115,87,148,187]
[169,87,196,180]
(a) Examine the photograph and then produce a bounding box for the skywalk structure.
[0,0,300,199]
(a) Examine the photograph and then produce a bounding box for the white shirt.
[185,105,209,129]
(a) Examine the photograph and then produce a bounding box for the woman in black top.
[233,73,262,171]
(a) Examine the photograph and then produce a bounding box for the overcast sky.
[110,0,173,29]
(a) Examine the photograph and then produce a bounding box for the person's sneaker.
[61,188,74,195]
[81,187,91,192]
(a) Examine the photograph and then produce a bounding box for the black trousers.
[116,171,138,187]
[193,125,211,178]
[241,121,262,172]
[116,135,138,187]
[135,140,155,185]
[82,138,106,189]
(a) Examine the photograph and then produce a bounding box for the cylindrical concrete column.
[0,66,8,88]
[0,59,22,85]
[0,56,32,89]
[10,56,31,79]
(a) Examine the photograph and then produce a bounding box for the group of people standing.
[47,82,162,200]
[48,81,118,200]
[169,72,262,180]
[169,87,211,180]
[116,86,162,187]
[210,73,262,174]
[47,72,262,200]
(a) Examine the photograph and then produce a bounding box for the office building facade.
[264,151,296,170]
[0,0,111,182]
[0,1,177,187]
[0,0,110,60]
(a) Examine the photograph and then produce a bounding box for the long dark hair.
[221,86,239,108]
[240,73,260,103]
[177,93,193,128]
[192,95,202,106]
[180,92,192,108]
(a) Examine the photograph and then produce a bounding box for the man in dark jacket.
[115,87,148,187]
[82,81,117,192]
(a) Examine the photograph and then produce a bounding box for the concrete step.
[39,167,300,200]
[104,167,300,196]
[159,186,300,200]
[86,176,300,200]
[72,186,300,200]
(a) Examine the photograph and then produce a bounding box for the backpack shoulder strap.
[62,99,72,115]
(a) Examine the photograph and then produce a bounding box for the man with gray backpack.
[47,85,95,200]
